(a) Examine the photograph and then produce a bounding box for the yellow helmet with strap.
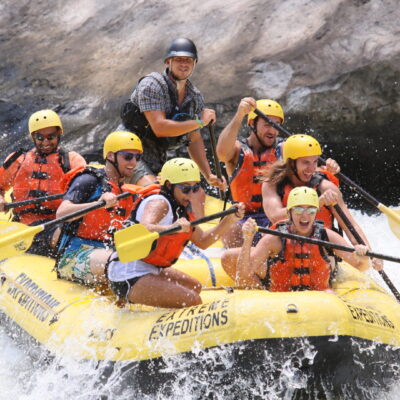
[247,99,284,124]
[283,134,322,162]
[28,110,63,136]
[103,131,143,159]
[287,186,319,210]
[160,158,200,184]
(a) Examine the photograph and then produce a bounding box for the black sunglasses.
[175,183,201,194]
[34,132,59,141]
[118,151,142,162]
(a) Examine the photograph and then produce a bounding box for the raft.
[0,196,400,397]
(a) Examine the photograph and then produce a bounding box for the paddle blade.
[115,224,160,263]
[377,204,400,239]
[0,222,43,260]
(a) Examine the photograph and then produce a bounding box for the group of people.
[0,37,381,309]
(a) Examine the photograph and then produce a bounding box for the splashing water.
[0,210,399,399]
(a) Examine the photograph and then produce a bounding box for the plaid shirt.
[130,70,205,119]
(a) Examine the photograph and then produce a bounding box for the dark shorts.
[109,277,141,301]
[26,220,60,258]
[239,212,271,246]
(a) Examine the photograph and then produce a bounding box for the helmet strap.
[106,154,123,181]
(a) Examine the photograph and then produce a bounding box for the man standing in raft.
[56,130,150,284]
[0,109,86,256]
[107,158,245,308]
[222,187,371,290]
[216,98,284,248]
[120,37,224,216]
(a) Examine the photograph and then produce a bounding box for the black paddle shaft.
[254,108,381,207]
[257,225,400,264]
[4,192,66,211]
[158,207,237,237]
[208,124,226,201]
[40,192,133,230]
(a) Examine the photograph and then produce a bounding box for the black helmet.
[164,38,198,62]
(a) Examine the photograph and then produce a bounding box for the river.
[0,209,399,399]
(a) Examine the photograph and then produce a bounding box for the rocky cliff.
[0,0,399,206]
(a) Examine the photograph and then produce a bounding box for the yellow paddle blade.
[377,204,400,239]
[114,224,160,263]
[0,222,44,260]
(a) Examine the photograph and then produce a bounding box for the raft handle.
[286,304,298,314]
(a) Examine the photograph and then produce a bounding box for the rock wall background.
[0,0,399,207]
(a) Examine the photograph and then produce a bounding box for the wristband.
[196,118,204,129]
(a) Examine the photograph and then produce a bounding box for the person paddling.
[55,131,148,285]
[222,187,371,290]
[0,109,86,256]
[107,158,245,308]
[216,98,284,248]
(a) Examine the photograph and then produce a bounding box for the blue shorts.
[239,212,270,246]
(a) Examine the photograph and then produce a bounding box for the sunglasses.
[175,183,202,194]
[34,132,59,141]
[118,151,142,162]
[291,206,318,215]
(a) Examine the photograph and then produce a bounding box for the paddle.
[4,192,66,211]
[115,207,237,262]
[333,204,400,301]
[254,108,400,239]
[0,192,133,260]
[257,225,400,264]
[208,123,226,202]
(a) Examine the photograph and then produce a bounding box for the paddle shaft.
[333,205,400,301]
[208,124,226,201]
[40,192,133,230]
[254,108,381,208]
[4,192,66,211]
[157,207,237,237]
[257,225,400,264]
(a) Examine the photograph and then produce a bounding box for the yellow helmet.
[28,110,63,136]
[282,134,322,162]
[160,158,200,184]
[287,186,319,210]
[103,131,143,159]
[247,99,284,124]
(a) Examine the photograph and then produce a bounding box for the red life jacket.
[8,148,74,225]
[62,166,159,243]
[135,191,195,268]
[230,141,278,213]
[263,220,336,292]
[279,171,339,229]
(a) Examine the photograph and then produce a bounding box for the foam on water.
[0,210,399,399]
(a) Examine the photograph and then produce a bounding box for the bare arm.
[326,229,370,271]
[139,199,179,232]
[191,203,245,249]
[262,181,288,223]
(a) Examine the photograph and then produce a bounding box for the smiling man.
[120,37,222,192]
[0,109,86,256]
[216,98,285,248]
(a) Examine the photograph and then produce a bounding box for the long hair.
[259,159,293,186]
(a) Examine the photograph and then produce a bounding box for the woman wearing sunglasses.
[0,109,86,256]
[107,158,245,308]
[222,187,370,291]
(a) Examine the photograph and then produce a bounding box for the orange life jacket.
[263,220,336,292]
[134,191,195,268]
[4,148,78,225]
[61,166,159,243]
[230,141,279,213]
[279,171,339,229]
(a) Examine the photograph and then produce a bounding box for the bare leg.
[88,249,113,284]
[128,271,202,308]
[221,248,241,281]
[160,267,202,293]
[222,221,244,249]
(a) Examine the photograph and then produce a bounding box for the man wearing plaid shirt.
[121,38,225,194]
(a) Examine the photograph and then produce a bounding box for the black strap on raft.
[2,149,26,169]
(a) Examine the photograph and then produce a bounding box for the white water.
[0,210,399,399]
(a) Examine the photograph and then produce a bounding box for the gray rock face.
[0,0,399,205]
